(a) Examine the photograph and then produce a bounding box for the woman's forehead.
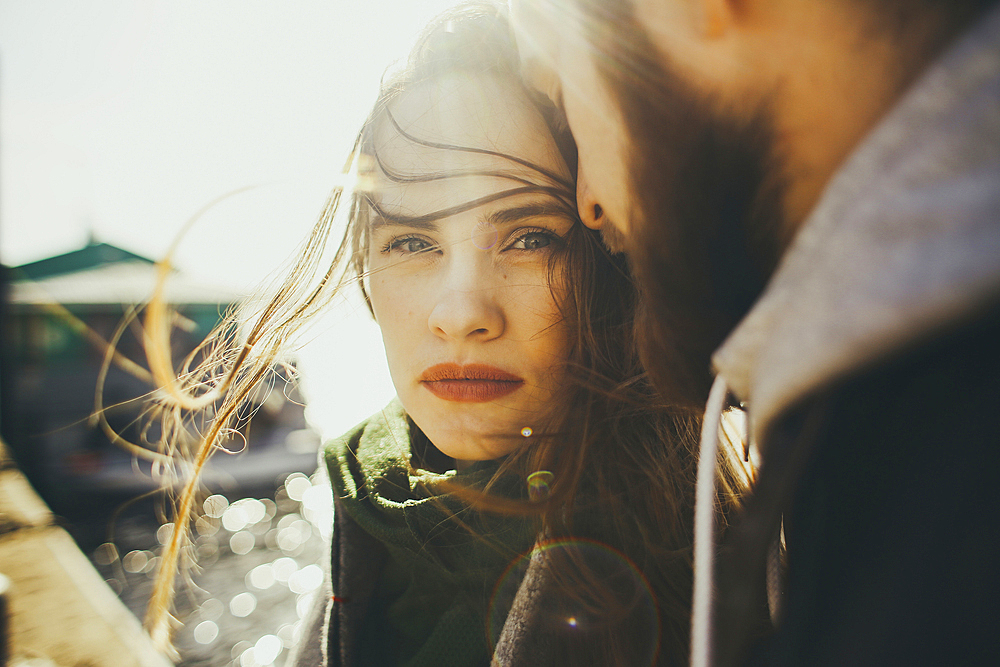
[371,73,570,181]
[371,179,575,226]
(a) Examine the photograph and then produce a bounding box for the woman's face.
[366,74,575,463]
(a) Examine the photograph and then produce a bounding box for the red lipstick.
[419,363,524,402]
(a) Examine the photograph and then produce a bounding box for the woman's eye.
[509,231,554,251]
[387,236,436,254]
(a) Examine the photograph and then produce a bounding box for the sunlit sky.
[1,0,464,437]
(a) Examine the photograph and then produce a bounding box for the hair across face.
[363,73,578,462]
[344,6,751,664]
[143,5,750,658]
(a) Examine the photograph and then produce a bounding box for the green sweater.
[325,401,536,667]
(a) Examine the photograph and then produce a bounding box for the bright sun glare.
[0,0,464,438]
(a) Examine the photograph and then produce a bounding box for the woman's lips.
[419,363,524,402]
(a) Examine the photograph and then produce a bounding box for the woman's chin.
[407,398,538,463]
[423,427,526,464]
[432,440,510,464]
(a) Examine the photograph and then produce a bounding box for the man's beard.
[590,8,785,408]
[598,220,628,254]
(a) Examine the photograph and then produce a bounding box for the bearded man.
[511,0,1000,665]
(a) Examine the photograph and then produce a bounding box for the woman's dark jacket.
[284,402,560,667]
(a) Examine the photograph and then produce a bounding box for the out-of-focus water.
[89,471,332,667]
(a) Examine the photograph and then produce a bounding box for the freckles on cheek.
[369,282,399,329]
[371,279,419,336]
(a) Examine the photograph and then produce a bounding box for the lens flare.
[487,539,660,667]
[526,470,554,502]
[472,220,499,250]
[521,427,533,438]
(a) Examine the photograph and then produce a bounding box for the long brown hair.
[140,2,750,664]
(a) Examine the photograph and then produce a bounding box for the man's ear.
[636,0,738,44]
[700,0,738,39]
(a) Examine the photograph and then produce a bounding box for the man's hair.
[560,0,778,410]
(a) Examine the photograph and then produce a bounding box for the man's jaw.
[599,219,629,254]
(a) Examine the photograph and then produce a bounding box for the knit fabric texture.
[325,401,536,667]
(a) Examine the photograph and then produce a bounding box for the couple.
[148,3,744,665]
[278,5,749,665]
[150,0,999,665]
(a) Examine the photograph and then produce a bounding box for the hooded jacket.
[691,5,1000,666]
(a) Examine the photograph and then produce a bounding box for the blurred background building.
[4,239,321,516]
[0,2,468,663]
[2,240,330,666]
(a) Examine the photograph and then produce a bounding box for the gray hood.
[712,5,1000,447]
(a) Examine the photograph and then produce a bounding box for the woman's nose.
[576,167,605,230]
[428,270,505,343]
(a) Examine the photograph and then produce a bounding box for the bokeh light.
[296,594,314,620]
[526,470,554,502]
[122,550,151,574]
[194,620,220,645]
[230,531,256,555]
[231,640,252,661]
[272,557,299,584]
[197,540,220,567]
[93,542,118,566]
[285,473,312,502]
[277,623,300,649]
[91,470,335,665]
[197,515,222,537]
[143,556,161,578]
[204,494,230,518]
[156,522,175,545]
[248,564,276,590]
[236,498,267,525]
[254,634,283,665]
[288,564,323,595]
[230,592,257,618]
[472,220,499,250]
[222,504,250,532]
[200,597,224,622]
[239,646,261,667]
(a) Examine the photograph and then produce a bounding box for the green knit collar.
[325,400,537,667]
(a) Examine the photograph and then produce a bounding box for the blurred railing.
[0,436,172,667]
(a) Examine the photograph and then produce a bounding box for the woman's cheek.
[372,275,424,344]
[369,263,405,311]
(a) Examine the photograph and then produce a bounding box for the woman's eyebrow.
[369,214,439,232]
[367,186,574,229]
[486,202,574,227]
[368,192,575,231]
